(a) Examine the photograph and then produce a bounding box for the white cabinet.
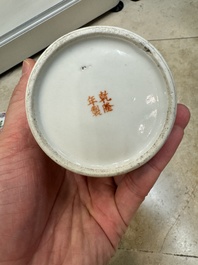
[0,0,119,73]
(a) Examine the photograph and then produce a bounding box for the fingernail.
[22,59,30,75]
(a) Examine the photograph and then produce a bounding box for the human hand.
[0,59,190,265]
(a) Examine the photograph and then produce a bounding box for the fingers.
[133,104,190,190]
[115,104,190,224]
[147,104,190,174]
[174,103,191,128]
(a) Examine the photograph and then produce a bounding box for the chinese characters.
[88,90,114,117]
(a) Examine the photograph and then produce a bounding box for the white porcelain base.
[26,26,176,177]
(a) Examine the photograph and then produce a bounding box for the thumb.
[1,59,35,137]
[9,59,35,106]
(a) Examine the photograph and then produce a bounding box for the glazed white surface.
[26,27,176,176]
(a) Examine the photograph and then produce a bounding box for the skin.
[0,59,190,265]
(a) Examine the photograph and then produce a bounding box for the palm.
[0,130,126,265]
[0,59,190,265]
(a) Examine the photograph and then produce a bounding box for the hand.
[0,59,190,265]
